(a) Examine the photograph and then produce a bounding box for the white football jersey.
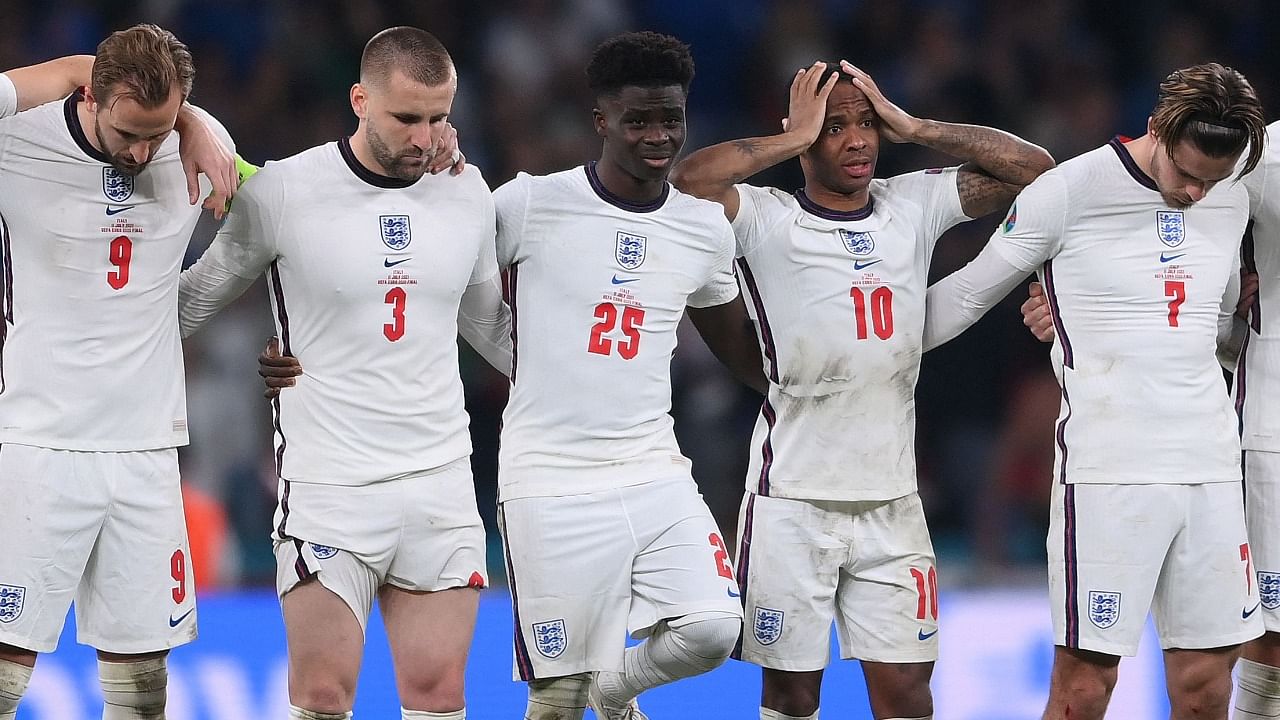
[182,139,498,485]
[494,163,739,501]
[0,93,226,451]
[0,74,15,119]
[997,139,1247,485]
[1237,122,1280,451]
[732,170,967,501]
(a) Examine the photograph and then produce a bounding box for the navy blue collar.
[339,136,420,189]
[1108,136,1159,192]
[795,189,875,221]
[584,161,669,213]
[64,89,112,165]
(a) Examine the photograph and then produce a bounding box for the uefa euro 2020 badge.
[753,606,784,645]
[616,231,647,270]
[1088,590,1121,629]
[102,167,135,203]
[0,584,24,624]
[1156,210,1185,248]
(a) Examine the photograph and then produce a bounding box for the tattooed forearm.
[913,120,1053,187]
[731,139,766,157]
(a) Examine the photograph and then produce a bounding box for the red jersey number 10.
[850,285,894,340]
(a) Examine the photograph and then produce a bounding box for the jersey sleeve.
[469,182,500,285]
[885,167,968,246]
[985,170,1068,272]
[177,168,283,336]
[494,172,532,269]
[729,183,774,257]
[688,219,741,308]
[1243,149,1270,218]
[0,73,15,119]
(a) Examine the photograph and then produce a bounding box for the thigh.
[379,585,479,688]
[498,492,632,681]
[837,493,939,664]
[387,459,488,593]
[1245,451,1280,632]
[0,445,105,653]
[1154,482,1262,650]
[75,449,194,654]
[735,493,842,672]
[627,478,743,636]
[281,576,365,709]
[275,539,379,635]
[1047,482,1176,657]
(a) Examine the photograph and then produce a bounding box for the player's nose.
[128,141,151,165]
[1186,184,1207,203]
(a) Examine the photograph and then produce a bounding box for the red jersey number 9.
[107,235,132,290]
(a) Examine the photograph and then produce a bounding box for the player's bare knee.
[399,667,466,713]
[865,663,934,719]
[762,671,821,718]
[670,612,740,665]
[291,679,356,715]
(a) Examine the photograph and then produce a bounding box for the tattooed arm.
[840,60,1054,218]
[671,61,838,221]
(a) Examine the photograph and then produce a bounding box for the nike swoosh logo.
[611,275,639,285]
[105,205,135,216]
[918,628,938,641]
[853,259,882,270]
[1160,253,1187,263]
[727,587,741,598]
[1244,602,1261,619]
[384,257,412,268]
[169,608,195,627]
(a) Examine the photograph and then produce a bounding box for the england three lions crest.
[753,607,784,645]
[1260,571,1280,610]
[616,231,647,270]
[0,585,24,624]
[532,619,567,658]
[1088,590,1121,629]
[1156,211,1184,247]
[838,229,875,256]
[380,215,412,250]
[102,167,135,203]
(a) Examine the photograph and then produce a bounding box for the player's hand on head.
[1238,269,1259,320]
[429,121,467,176]
[1021,281,1055,342]
[783,61,839,148]
[259,336,303,399]
[175,107,237,220]
[839,60,919,144]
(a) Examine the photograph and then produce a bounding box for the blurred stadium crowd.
[3,0,1277,590]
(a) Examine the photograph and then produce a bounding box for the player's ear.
[82,85,99,113]
[1146,115,1156,139]
[592,108,607,138]
[350,83,369,120]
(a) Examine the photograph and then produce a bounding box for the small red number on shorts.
[171,549,187,604]
[587,302,645,359]
[1165,280,1186,327]
[708,533,734,579]
[107,235,132,290]
[910,566,938,620]
[384,287,407,341]
[850,285,894,340]
[1242,543,1253,594]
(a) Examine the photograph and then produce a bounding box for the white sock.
[288,706,352,719]
[1236,658,1280,719]
[525,674,588,720]
[402,709,464,719]
[99,658,167,720]
[760,708,818,720]
[0,659,32,720]
[595,611,739,704]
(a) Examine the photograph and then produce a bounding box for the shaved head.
[360,26,455,90]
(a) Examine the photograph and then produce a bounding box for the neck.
[1123,133,1157,178]
[347,126,388,178]
[75,98,103,153]
[800,183,871,213]
[593,157,666,204]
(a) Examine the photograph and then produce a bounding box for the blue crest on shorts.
[753,606,784,646]
[1088,590,1121,629]
[532,619,567,658]
[102,167,134,202]
[380,215,412,250]
[1156,210,1184,247]
[838,229,875,256]
[1260,571,1280,610]
[309,543,339,560]
[0,585,24,624]
[616,231,647,270]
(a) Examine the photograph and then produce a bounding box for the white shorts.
[1245,450,1280,632]
[498,475,743,681]
[1048,481,1263,656]
[273,457,488,633]
[0,444,196,654]
[733,492,938,670]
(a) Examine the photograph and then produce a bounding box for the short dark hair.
[360,26,454,88]
[815,61,854,89]
[92,24,194,108]
[586,31,694,98]
[1151,62,1266,178]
